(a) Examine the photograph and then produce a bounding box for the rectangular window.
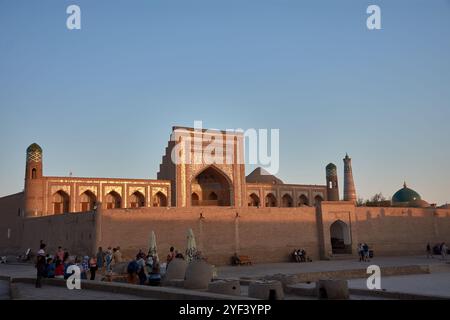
[7,228,11,239]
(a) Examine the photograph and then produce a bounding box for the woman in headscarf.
[81,256,89,280]
[105,247,113,273]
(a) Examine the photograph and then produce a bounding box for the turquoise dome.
[392,183,421,203]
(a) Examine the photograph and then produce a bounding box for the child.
[46,258,56,278]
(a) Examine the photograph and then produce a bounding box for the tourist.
[55,246,64,262]
[363,243,370,262]
[46,258,55,278]
[63,248,69,263]
[136,249,144,260]
[55,259,64,279]
[300,249,307,262]
[426,243,433,259]
[291,250,296,262]
[64,257,75,280]
[137,252,147,285]
[81,256,89,280]
[441,242,448,260]
[148,256,161,286]
[113,246,123,264]
[37,242,46,257]
[105,247,113,273]
[166,246,176,266]
[231,252,241,265]
[35,243,46,288]
[96,247,105,273]
[127,258,140,284]
[89,256,98,280]
[357,243,364,262]
[146,254,154,273]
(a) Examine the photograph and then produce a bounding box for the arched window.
[129,191,145,208]
[153,192,167,207]
[248,193,260,207]
[281,194,293,207]
[191,192,199,206]
[330,220,352,254]
[208,192,218,201]
[80,191,96,212]
[31,168,37,179]
[298,194,309,206]
[265,193,277,207]
[52,190,70,214]
[106,191,121,209]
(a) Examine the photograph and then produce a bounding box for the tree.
[370,193,386,203]
[356,197,366,207]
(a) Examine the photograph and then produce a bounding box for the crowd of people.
[125,249,162,286]
[426,242,448,260]
[357,243,371,262]
[34,241,128,288]
[28,239,450,289]
[291,249,310,262]
[33,241,202,288]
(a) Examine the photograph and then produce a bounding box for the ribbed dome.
[326,163,337,169]
[326,163,337,176]
[27,143,42,153]
[392,183,421,203]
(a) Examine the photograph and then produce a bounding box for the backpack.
[127,260,140,274]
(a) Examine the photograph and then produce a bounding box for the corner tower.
[343,153,357,203]
[326,163,339,201]
[24,143,44,217]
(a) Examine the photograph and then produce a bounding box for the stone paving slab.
[11,282,153,300]
[348,272,450,299]
[217,256,446,279]
[0,280,9,300]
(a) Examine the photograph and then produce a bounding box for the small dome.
[392,182,421,203]
[409,199,430,208]
[326,163,337,169]
[326,163,337,176]
[27,143,42,153]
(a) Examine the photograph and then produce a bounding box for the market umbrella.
[148,230,158,259]
[185,228,197,262]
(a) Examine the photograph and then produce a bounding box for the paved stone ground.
[2,256,449,300]
[11,282,153,300]
[348,272,450,298]
[217,255,448,279]
[0,280,9,300]
[0,263,36,278]
[2,256,446,280]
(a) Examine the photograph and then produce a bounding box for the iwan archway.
[330,220,352,254]
[191,166,232,206]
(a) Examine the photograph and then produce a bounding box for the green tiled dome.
[392,183,421,203]
[27,143,42,153]
[326,163,337,169]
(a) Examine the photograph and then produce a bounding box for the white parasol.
[148,230,158,259]
[185,228,198,262]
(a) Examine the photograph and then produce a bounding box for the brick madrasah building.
[0,126,449,265]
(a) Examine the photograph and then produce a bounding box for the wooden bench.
[238,255,252,266]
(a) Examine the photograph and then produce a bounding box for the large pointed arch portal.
[191,166,232,206]
[330,220,352,254]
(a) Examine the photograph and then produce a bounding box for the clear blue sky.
[1,0,449,204]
